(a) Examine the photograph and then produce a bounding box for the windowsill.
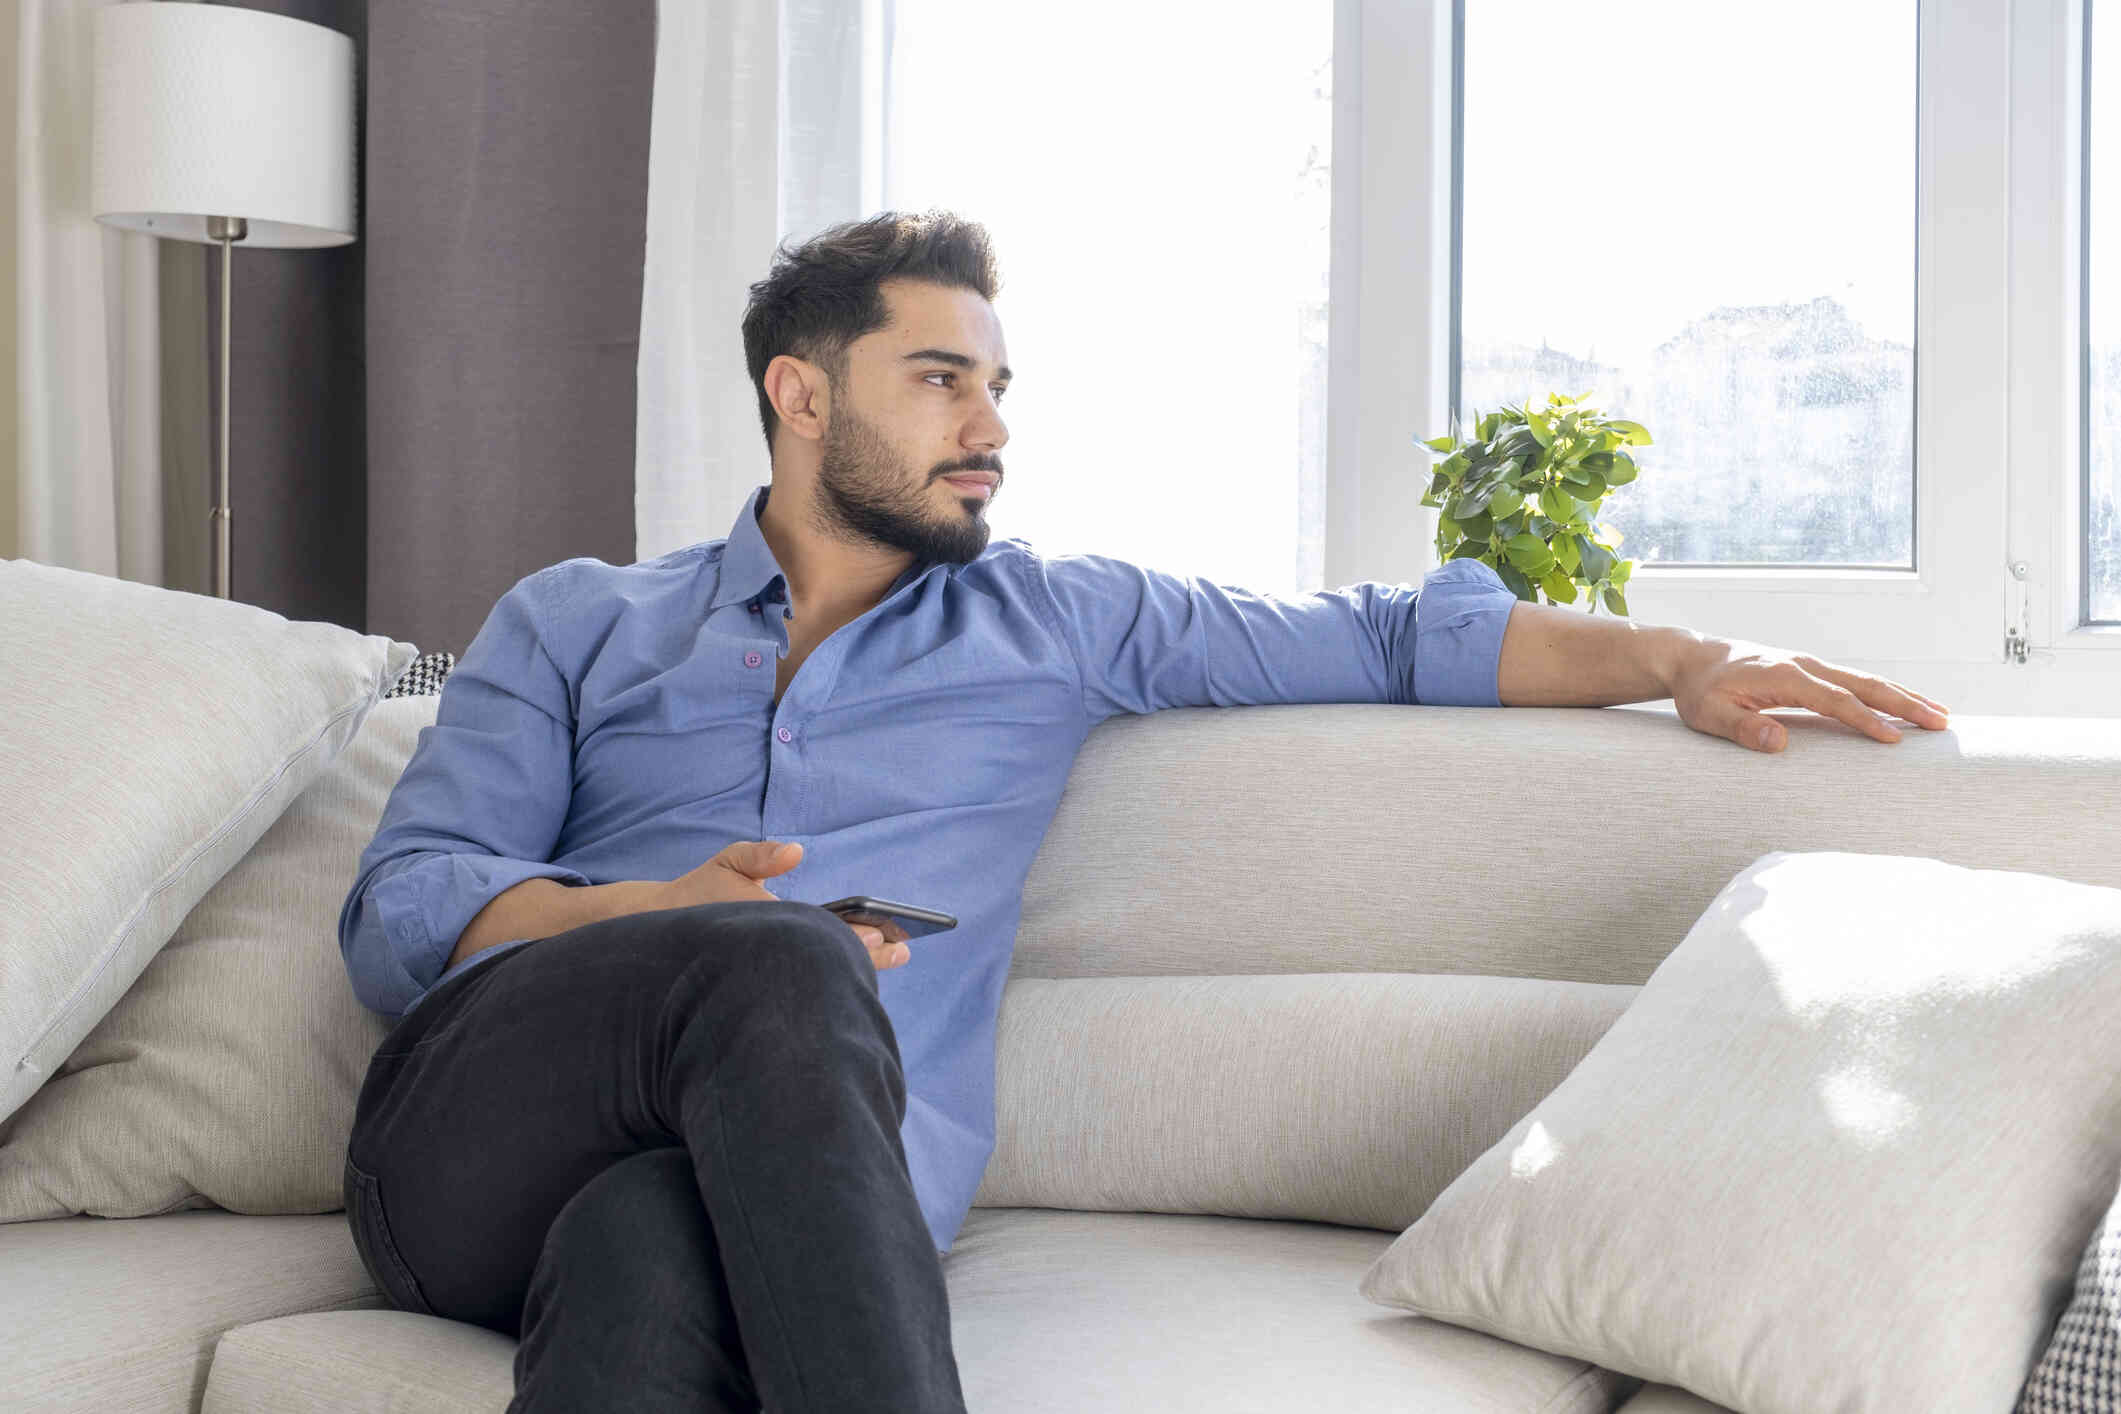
[1630,568,1931,595]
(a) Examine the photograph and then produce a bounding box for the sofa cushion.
[1360,849,2121,1414]
[0,698,431,1221]
[0,1209,380,1411]
[0,560,413,1127]
[2015,1176,2121,1413]
[972,972,1636,1232]
[206,1310,518,1414]
[1010,704,2121,988]
[201,1207,1643,1414]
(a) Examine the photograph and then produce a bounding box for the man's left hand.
[1666,636,1952,753]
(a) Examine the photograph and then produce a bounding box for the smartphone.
[821,895,959,940]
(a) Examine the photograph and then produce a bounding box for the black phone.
[821,896,959,940]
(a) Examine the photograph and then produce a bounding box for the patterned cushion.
[2019,1189,2121,1412]
[383,650,455,698]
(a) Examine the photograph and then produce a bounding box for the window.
[879,0,1334,595]
[1457,0,1918,570]
[2088,0,2118,622]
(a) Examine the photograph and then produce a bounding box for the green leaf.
[1605,452,1639,486]
[1423,434,1457,452]
[1429,470,1451,499]
[1526,411,1556,449]
[1485,487,1525,520]
[1612,557,1634,584]
[1454,510,1494,541]
[1563,470,1608,502]
[1539,485,1577,522]
[1448,539,1489,561]
[1606,420,1653,446]
[1504,531,1547,558]
[1602,584,1629,615]
[1506,544,1556,578]
[1493,561,1537,602]
[1493,511,1528,541]
[1541,566,1579,603]
[1574,534,1616,583]
[1552,534,1581,575]
[1437,514,1461,542]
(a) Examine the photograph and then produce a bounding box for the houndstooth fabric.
[2018,1186,2121,1412]
[382,650,456,699]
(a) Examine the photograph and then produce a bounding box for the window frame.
[1330,0,2121,711]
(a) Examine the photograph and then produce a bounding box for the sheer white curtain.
[10,0,163,582]
[636,0,868,560]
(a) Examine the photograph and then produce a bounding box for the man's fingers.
[1794,671,1901,742]
[1799,659,1951,727]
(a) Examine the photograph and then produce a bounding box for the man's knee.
[677,898,869,977]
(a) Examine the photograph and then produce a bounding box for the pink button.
[748,602,761,613]
[744,651,762,668]
[776,726,792,743]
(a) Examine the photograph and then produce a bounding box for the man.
[337,210,1951,1413]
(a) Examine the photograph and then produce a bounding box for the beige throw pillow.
[1360,849,2121,1414]
[0,560,413,1128]
[0,696,435,1220]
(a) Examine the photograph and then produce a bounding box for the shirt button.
[744,651,762,668]
[748,602,761,613]
[776,726,792,743]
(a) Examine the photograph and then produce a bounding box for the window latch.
[2003,561,2030,665]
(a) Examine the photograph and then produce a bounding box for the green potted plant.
[1418,392,1650,615]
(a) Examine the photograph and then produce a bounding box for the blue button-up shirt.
[338,482,1520,1254]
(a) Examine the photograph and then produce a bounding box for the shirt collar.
[710,482,951,614]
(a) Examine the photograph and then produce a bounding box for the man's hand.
[1665,636,1952,752]
[653,840,912,970]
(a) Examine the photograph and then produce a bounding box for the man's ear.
[764,355,827,445]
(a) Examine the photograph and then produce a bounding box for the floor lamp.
[89,2,357,602]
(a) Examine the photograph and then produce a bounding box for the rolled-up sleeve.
[1023,550,1522,723]
[337,569,591,1018]
[1409,558,1522,707]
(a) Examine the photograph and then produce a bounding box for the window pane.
[2090,4,2120,622]
[883,2,1333,593]
[1459,1,1916,568]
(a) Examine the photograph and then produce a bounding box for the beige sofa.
[3,565,2115,1411]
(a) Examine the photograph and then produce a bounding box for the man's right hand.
[652,840,911,971]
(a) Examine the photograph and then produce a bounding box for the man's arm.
[1495,596,1953,751]
[1020,552,1521,723]
[449,876,666,969]
[337,568,597,1016]
[1495,598,1696,707]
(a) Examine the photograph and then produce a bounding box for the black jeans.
[341,898,968,1414]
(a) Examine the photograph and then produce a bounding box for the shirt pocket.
[569,649,768,832]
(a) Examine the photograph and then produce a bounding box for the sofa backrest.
[329,698,2119,1233]
[1011,703,2121,985]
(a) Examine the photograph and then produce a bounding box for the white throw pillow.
[0,695,434,1220]
[0,560,413,1126]
[1360,849,2121,1414]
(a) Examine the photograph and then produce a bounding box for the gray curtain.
[169,0,654,656]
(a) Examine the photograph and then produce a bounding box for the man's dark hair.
[741,210,1002,459]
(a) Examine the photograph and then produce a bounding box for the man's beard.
[809,396,996,568]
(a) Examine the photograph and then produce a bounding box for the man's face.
[809,278,1011,567]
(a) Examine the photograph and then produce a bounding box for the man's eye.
[927,373,1007,401]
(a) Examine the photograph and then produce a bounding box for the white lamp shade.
[91,3,357,248]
